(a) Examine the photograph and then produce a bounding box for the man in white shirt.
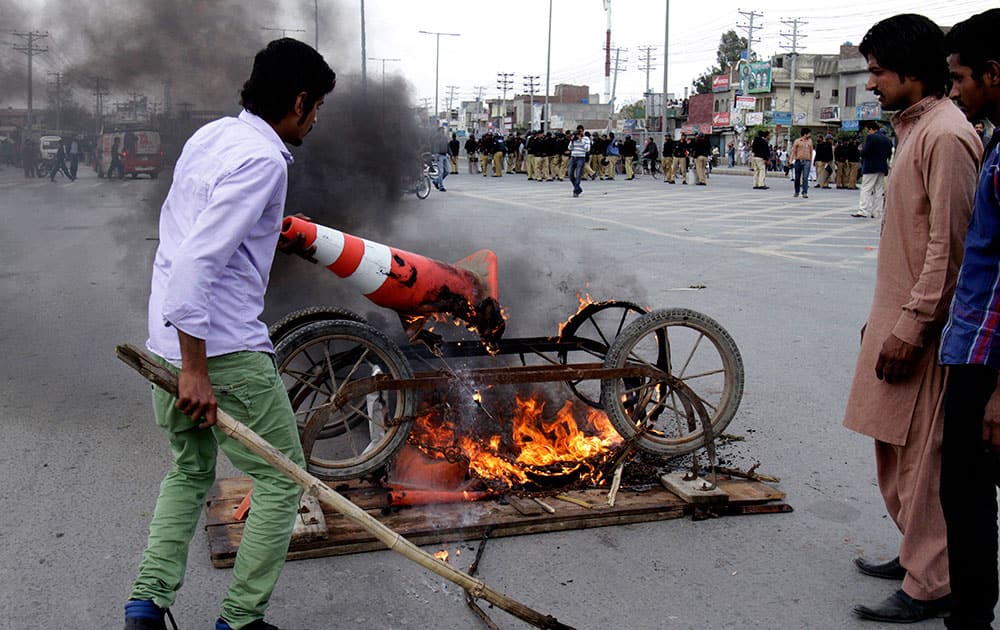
[567,125,591,197]
[124,39,335,630]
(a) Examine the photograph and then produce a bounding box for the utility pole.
[419,97,432,114]
[662,0,669,141]
[12,30,49,131]
[523,75,539,130]
[369,57,400,83]
[496,72,513,133]
[603,0,612,104]
[445,84,459,123]
[737,9,763,64]
[608,47,628,132]
[48,72,63,131]
[418,30,460,121]
[473,86,487,134]
[315,0,320,49]
[780,17,806,150]
[637,45,657,131]
[544,0,553,131]
[92,76,110,133]
[360,0,367,93]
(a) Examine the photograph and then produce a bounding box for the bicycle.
[639,156,660,178]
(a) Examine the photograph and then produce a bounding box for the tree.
[717,30,752,69]
[691,29,756,94]
[619,100,646,119]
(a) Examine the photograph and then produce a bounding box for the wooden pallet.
[203,477,790,568]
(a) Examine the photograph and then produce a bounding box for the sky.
[0,0,996,113]
[354,0,995,110]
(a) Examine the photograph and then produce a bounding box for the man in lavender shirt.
[124,39,335,630]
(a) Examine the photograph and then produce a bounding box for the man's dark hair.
[858,14,948,97]
[944,9,1000,78]
[800,128,811,137]
[240,38,336,124]
[862,120,881,131]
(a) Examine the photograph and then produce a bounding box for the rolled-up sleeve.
[162,156,286,339]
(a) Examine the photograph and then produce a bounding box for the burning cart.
[275,218,744,485]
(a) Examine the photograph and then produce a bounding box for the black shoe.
[124,610,176,630]
[853,590,949,623]
[855,556,905,580]
[759,186,770,189]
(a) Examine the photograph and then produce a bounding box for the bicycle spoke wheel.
[275,320,415,480]
[600,308,744,456]
[557,300,648,408]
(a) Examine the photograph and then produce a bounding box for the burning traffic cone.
[280,216,505,347]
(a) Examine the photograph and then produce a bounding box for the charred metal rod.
[465,530,500,630]
[116,344,577,630]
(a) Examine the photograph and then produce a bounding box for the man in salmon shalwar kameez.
[843,13,982,625]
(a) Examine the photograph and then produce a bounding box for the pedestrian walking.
[567,125,590,198]
[751,130,771,189]
[49,141,75,182]
[790,129,813,198]
[447,132,460,174]
[68,137,81,180]
[464,134,478,174]
[430,128,449,191]
[852,122,893,218]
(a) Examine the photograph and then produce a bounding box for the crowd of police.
[448,129,727,185]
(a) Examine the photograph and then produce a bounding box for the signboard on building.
[792,111,807,125]
[819,106,840,121]
[624,119,637,131]
[745,111,764,125]
[748,61,772,94]
[842,120,860,131]
[712,112,731,127]
[682,124,711,135]
[712,74,730,92]
[772,111,791,126]
[857,101,882,120]
[736,96,755,109]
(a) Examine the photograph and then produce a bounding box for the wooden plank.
[203,477,790,569]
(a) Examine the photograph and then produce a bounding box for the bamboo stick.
[116,344,576,630]
[553,494,593,510]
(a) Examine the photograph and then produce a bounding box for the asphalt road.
[0,161,957,629]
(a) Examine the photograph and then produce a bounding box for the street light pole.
[544,0,552,131]
[418,30,460,123]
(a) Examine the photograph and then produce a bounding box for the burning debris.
[403,388,625,494]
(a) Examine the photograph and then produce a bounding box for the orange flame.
[409,390,622,490]
[433,550,449,562]
[557,292,597,336]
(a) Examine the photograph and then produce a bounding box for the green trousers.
[129,351,305,629]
